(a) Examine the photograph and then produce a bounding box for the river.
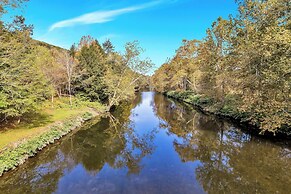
[0,92,290,194]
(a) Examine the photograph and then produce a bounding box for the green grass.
[0,97,106,176]
[0,111,98,176]
[0,97,105,151]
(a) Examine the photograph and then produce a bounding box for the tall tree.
[74,37,108,102]
[69,44,76,59]
[0,0,29,15]
[56,50,75,106]
[102,39,114,55]
[229,0,291,132]
[0,32,50,121]
[105,41,153,109]
[152,0,291,134]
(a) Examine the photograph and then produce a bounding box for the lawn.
[0,108,89,150]
[0,97,105,151]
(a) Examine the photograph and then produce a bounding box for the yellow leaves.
[152,0,291,134]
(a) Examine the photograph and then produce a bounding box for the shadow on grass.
[0,112,54,132]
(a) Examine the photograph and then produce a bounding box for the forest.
[0,0,152,123]
[0,0,290,137]
[0,0,290,139]
[0,0,291,192]
[152,0,290,135]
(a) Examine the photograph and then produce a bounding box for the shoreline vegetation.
[1,0,290,179]
[152,0,290,137]
[0,98,106,176]
[1,0,152,176]
[165,91,290,139]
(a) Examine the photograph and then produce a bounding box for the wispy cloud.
[49,1,162,31]
[98,33,120,42]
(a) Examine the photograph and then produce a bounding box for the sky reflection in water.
[0,92,290,194]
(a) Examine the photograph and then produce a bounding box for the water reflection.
[154,94,291,194]
[0,92,290,194]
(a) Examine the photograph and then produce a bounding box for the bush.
[42,97,104,111]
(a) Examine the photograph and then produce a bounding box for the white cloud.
[49,1,161,31]
[98,33,119,42]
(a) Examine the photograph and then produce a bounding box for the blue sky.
[5,0,238,70]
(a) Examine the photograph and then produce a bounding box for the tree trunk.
[68,80,72,108]
[51,93,54,108]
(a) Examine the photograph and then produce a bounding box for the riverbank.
[165,91,290,139]
[0,99,106,176]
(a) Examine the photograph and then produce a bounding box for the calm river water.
[0,92,290,194]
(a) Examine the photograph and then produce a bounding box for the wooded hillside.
[152,0,290,135]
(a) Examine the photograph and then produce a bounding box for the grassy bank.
[165,91,290,138]
[0,98,106,176]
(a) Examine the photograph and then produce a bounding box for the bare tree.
[56,50,75,107]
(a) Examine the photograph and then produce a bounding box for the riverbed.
[0,92,290,194]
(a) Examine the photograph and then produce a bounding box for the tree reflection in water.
[0,92,290,194]
[0,94,156,193]
[154,94,291,194]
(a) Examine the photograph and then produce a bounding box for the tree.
[0,0,29,16]
[37,47,66,102]
[152,0,291,134]
[102,39,114,54]
[105,41,154,109]
[0,32,50,121]
[74,37,108,102]
[231,0,291,133]
[56,50,75,106]
[69,44,76,59]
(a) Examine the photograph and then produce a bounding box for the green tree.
[0,31,50,121]
[69,44,76,59]
[105,41,154,108]
[102,39,114,54]
[74,37,108,102]
[152,0,291,134]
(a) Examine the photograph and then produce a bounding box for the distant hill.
[32,39,67,51]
